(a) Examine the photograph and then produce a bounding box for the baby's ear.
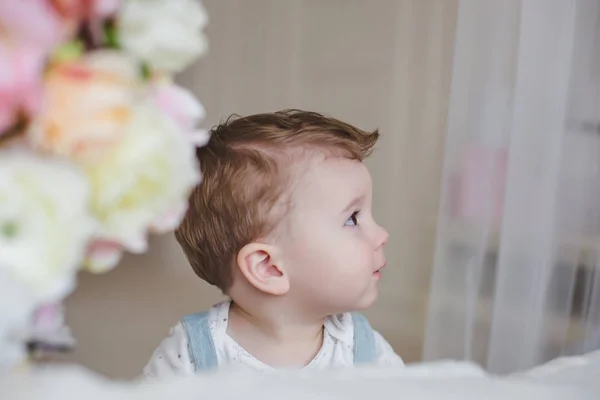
[236,243,289,295]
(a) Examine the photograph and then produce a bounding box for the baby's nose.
[375,225,389,249]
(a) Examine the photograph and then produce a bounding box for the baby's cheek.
[343,245,372,272]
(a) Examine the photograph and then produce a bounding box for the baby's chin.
[313,284,380,315]
[350,288,379,311]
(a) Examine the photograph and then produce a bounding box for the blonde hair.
[175,110,379,292]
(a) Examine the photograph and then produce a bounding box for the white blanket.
[3,352,599,400]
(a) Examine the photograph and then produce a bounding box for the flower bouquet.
[0,0,208,370]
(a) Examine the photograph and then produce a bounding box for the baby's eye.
[345,211,360,226]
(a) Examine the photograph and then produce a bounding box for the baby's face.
[277,155,388,315]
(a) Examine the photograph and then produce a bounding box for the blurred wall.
[62,0,457,379]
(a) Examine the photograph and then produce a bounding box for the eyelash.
[345,210,360,226]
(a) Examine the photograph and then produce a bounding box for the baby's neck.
[227,301,324,368]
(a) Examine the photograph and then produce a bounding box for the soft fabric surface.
[3,352,599,399]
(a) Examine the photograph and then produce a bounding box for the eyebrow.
[341,195,365,215]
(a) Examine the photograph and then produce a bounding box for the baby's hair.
[175,109,379,292]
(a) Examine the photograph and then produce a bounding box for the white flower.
[27,301,75,350]
[0,269,37,371]
[0,151,94,302]
[84,103,200,271]
[118,0,209,73]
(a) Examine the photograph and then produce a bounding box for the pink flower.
[0,1,119,58]
[48,1,122,49]
[152,79,209,147]
[0,0,81,135]
[0,44,46,134]
[0,0,66,51]
[50,0,121,20]
[93,0,121,17]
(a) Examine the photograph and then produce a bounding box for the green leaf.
[140,62,151,80]
[1,221,18,238]
[104,21,120,48]
[53,41,84,63]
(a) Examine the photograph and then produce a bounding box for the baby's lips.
[374,261,387,273]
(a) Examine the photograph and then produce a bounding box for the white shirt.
[143,301,404,378]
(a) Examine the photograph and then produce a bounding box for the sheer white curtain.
[423,0,600,374]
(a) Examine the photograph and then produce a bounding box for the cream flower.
[84,103,200,269]
[27,50,142,162]
[118,0,208,73]
[0,150,94,302]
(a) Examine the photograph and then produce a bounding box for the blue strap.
[351,312,377,365]
[180,311,218,372]
[182,311,375,369]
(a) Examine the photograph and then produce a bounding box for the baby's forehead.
[265,154,371,239]
[285,154,371,207]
